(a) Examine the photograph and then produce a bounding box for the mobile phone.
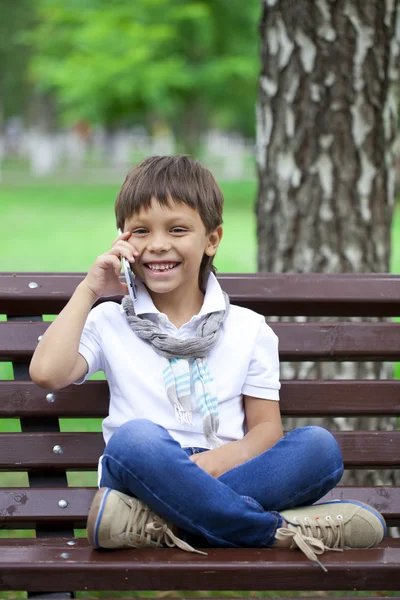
[118,228,137,302]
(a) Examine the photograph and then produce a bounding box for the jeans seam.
[240,496,282,546]
[241,495,264,511]
[263,511,281,546]
[102,453,241,548]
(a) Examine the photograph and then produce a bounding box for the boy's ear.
[205,226,223,257]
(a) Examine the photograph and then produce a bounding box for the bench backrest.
[0,272,399,536]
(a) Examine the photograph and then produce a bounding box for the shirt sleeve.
[242,318,281,401]
[73,306,105,385]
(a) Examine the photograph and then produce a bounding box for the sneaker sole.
[315,499,387,541]
[87,488,112,548]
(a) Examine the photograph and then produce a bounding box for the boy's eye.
[131,227,187,234]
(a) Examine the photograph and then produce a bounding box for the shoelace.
[275,515,344,572]
[148,515,207,555]
[123,497,207,555]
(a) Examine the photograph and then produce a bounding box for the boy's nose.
[147,237,171,253]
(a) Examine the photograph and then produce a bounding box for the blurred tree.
[256,0,399,492]
[29,0,260,153]
[0,0,35,129]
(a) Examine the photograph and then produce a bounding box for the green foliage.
[28,0,260,144]
[0,0,35,122]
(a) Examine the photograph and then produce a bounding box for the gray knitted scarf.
[122,291,230,448]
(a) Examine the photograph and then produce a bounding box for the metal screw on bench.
[28,282,39,289]
[46,393,55,403]
[37,335,43,342]
[60,553,70,559]
[58,499,68,508]
[67,540,76,546]
[53,445,63,454]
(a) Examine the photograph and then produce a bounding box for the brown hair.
[115,155,224,291]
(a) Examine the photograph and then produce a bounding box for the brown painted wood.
[2,272,400,317]
[280,380,400,416]
[0,432,104,470]
[0,488,94,528]
[0,431,398,470]
[0,538,398,591]
[0,380,108,417]
[0,486,398,528]
[0,321,46,361]
[1,379,399,418]
[4,321,400,362]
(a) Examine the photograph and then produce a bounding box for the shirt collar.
[124,272,226,319]
[198,272,226,316]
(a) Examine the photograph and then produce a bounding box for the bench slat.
[3,321,400,362]
[1,380,399,417]
[2,272,400,317]
[0,486,397,528]
[0,538,398,592]
[0,431,398,469]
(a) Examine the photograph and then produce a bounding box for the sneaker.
[87,488,205,554]
[277,500,386,572]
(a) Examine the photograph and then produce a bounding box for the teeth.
[147,263,177,271]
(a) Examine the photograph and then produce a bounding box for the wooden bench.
[0,271,399,597]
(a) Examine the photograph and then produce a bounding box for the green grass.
[0,179,257,273]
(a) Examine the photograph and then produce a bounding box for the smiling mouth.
[144,262,180,273]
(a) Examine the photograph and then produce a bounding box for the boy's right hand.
[82,231,140,300]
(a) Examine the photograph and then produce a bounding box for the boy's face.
[124,198,222,300]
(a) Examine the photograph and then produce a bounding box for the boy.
[30,155,386,571]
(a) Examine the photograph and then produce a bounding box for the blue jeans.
[100,419,344,548]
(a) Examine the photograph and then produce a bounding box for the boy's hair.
[115,155,224,292]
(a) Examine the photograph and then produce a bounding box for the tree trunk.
[256,0,400,506]
[173,96,207,156]
[28,90,58,133]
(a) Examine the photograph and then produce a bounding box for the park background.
[0,0,400,594]
[0,0,399,276]
[0,1,266,275]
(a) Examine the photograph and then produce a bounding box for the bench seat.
[0,538,399,592]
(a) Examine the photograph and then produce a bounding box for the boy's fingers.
[95,255,120,278]
[113,231,131,244]
[112,239,140,257]
[109,244,137,262]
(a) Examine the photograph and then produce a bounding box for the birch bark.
[256,0,400,500]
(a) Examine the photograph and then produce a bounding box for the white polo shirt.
[74,273,280,450]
